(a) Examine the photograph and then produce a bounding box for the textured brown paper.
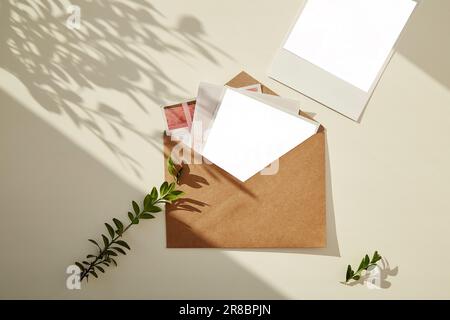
[164,72,326,248]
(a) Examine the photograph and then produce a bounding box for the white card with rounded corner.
[269,0,418,121]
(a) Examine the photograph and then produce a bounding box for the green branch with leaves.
[75,180,184,282]
[345,251,382,283]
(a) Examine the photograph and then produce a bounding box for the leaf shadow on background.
[0,90,284,298]
[169,198,209,214]
[0,0,232,178]
[178,164,210,189]
[174,15,235,65]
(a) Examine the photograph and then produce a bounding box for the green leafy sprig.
[345,251,382,283]
[76,181,184,282]
[167,157,183,184]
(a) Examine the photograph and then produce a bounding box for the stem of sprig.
[76,181,184,282]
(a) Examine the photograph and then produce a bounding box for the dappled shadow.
[174,15,235,64]
[0,89,283,298]
[0,0,231,177]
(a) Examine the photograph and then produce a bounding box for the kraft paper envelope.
[164,71,326,248]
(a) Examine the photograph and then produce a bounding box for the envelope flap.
[226,71,277,95]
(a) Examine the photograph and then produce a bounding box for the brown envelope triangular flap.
[164,72,326,248]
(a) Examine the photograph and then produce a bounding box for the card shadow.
[396,0,450,92]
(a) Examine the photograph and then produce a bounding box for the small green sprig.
[167,157,183,184]
[345,251,382,283]
[76,181,184,282]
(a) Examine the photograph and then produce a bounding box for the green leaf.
[150,187,158,201]
[160,181,169,196]
[141,213,155,219]
[113,218,124,234]
[110,258,117,266]
[112,247,126,255]
[146,205,162,213]
[164,192,184,201]
[165,190,184,201]
[168,161,176,178]
[357,257,366,272]
[89,270,98,278]
[132,217,139,224]
[167,182,176,194]
[115,240,130,250]
[132,201,140,215]
[101,262,110,267]
[176,166,183,180]
[371,251,382,264]
[86,254,96,259]
[75,262,85,271]
[82,261,90,265]
[96,266,105,273]
[102,234,109,247]
[163,194,175,201]
[167,157,177,177]
[105,223,115,238]
[106,250,118,257]
[143,194,152,209]
[168,157,184,184]
[168,156,175,168]
[128,211,134,222]
[346,265,353,282]
[168,162,175,174]
[364,254,370,267]
[88,239,101,249]
[352,275,361,281]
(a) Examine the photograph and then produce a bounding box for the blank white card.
[283,0,417,92]
[201,88,319,182]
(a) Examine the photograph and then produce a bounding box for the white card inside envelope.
[192,83,307,155]
[283,0,417,92]
[201,88,319,182]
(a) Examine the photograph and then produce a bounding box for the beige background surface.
[0,0,449,299]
